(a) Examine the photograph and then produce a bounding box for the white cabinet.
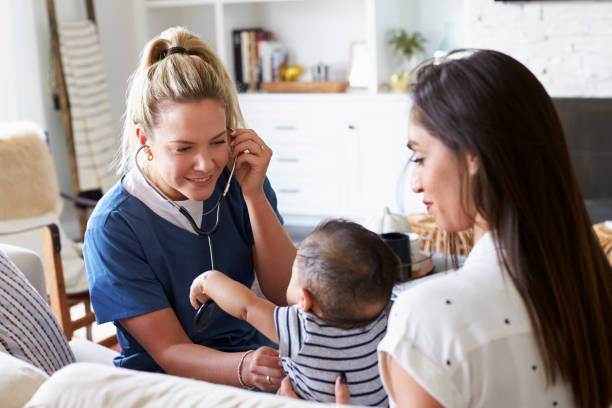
[239,94,425,226]
[140,0,414,93]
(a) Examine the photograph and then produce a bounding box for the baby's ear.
[300,288,313,312]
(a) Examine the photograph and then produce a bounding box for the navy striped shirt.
[275,305,388,406]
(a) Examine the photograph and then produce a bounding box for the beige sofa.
[0,244,335,408]
[2,351,332,408]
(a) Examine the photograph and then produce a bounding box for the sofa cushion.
[0,249,75,375]
[26,363,339,408]
[0,350,48,408]
[69,338,118,365]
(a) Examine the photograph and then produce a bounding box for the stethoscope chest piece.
[194,300,216,332]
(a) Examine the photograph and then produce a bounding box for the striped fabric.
[0,250,75,375]
[57,20,116,193]
[275,305,388,406]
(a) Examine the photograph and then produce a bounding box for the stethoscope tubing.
[135,143,236,332]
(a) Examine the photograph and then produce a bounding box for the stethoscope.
[135,139,236,332]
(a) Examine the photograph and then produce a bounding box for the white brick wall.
[466,0,612,97]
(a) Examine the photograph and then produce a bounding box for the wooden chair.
[42,223,117,348]
[0,120,104,337]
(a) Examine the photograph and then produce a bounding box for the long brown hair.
[411,49,612,407]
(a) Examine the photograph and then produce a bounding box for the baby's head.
[287,219,399,328]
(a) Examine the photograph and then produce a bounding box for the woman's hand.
[412,258,436,279]
[276,375,350,404]
[230,128,271,200]
[242,346,284,392]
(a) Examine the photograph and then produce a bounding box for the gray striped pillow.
[0,251,75,374]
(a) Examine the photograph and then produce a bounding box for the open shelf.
[140,0,411,94]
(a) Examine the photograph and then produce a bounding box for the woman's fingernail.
[340,372,347,384]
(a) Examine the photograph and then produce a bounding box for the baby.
[189,219,399,406]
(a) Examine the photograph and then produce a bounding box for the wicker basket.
[404,214,473,255]
[404,215,612,264]
[594,222,612,266]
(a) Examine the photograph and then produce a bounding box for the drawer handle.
[278,188,300,194]
[277,158,298,162]
[274,125,297,131]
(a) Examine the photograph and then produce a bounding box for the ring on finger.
[266,375,271,385]
[260,144,265,152]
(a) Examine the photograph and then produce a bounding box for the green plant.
[388,30,426,59]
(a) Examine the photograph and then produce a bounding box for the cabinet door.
[242,101,343,218]
[346,100,425,217]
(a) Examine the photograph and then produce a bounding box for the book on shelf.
[259,40,287,83]
[232,28,276,92]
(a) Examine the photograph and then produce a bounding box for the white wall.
[412,0,612,97]
[2,1,47,125]
[415,0,466,59]
[464,0,612,97]
[0,0,17,122]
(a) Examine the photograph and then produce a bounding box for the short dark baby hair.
[296,219,400,327]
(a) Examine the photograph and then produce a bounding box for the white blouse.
[378,232,575,407]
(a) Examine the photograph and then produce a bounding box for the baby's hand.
[189,270,214,309]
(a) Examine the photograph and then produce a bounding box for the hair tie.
[164,46,188,59]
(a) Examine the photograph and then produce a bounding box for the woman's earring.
[147,150,154,161]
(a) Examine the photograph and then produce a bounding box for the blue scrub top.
[83,168,282,372]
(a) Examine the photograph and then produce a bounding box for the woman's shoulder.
[88,179,148,229]
[388,252,533,363]
[390,271,469,336]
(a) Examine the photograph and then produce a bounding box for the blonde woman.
[83,27,295,391]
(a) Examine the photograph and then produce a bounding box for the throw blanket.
[58,20,116,193]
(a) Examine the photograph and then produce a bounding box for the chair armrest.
[60,192,98,208]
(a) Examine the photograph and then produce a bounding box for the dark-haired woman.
[377,50,612,407]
